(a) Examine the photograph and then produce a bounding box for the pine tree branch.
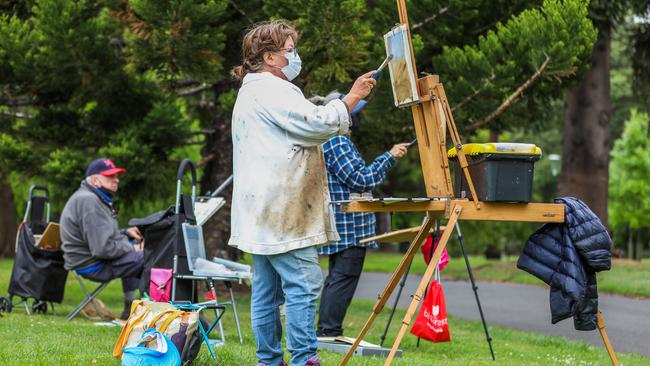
[464,56,551,132]
[411,7,449,30]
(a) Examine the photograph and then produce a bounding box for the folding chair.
[172,223,251,344]
[170,301,226,361]
[66,272,110,321]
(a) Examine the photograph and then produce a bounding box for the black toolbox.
[447,143,542,202]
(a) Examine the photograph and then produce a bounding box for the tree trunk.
[0,177,18,257]
[627,228,635,260]
[635,233,644,261]
[200,82,239,260]
[558,26,612,227]
[488,130,499,142]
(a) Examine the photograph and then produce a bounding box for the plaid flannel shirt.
[319,135,396,255]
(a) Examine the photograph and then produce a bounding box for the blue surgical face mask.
[280,51,301,81]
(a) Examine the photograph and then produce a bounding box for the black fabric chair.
[128,159,199,302]
[0,186,67,316]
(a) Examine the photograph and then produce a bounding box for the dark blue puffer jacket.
[517,197,612,330]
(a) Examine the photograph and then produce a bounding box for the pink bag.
[150,268,172,302]
[421,233,450,271]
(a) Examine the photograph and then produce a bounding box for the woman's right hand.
[343,71,377,111]
[349,71,377,99]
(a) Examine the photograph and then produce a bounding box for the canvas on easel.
[384,24,419,107]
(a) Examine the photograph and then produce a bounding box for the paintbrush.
[364,54,394,104]
[372,54,393,79]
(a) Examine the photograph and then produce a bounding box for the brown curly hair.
[231,20,299,80]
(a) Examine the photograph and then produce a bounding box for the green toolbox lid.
[447,143,542,158]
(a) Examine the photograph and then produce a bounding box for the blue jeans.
[251,246,323,366]
[80,250,144,293]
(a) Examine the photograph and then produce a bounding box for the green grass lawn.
[1,258,649,365]
[326,253,650,299]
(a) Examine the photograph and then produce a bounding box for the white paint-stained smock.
[229,72,350,255]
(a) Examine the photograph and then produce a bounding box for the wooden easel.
[337,1,619,365]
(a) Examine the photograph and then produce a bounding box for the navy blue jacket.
[517,197,611,330]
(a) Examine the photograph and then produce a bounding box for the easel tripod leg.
[455,222,495,360]
[338,213,436,366]
[597,310,619,366]
[383,206,463,366]
[380,257,413,347]
[417,220,441,348]
[383,220,441,348]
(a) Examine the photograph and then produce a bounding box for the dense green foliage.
[609,109,650,257]
[434,0,596,133]
[117,0,229,83]
[1,0,649,256]
[0,0,200,218]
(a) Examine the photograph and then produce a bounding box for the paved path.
[350,272,650,357]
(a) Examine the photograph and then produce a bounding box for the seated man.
[61,158,144,319]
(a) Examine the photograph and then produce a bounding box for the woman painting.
[229,20,376,366]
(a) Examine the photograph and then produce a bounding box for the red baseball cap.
[85,158,127,177]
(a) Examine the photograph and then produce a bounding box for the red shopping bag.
[421,233,449,271]
[409,280,451,342]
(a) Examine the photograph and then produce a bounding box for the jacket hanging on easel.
[517,197,612,331]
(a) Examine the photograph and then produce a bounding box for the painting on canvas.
[384,24,419,107]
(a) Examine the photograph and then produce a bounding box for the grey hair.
[85,175,100,184]
[309,91,343,106]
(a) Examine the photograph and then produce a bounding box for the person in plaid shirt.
[312,92,409,337]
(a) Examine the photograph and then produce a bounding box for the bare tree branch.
[465,56,551,132]
[182,140,205,146]
[197,100,215,109]
[229,0,254,25]
[177,83,212,97]
[452,89,481,112]
[471,3,529,36]
[0,110,32,119]
[189,129,216,136]
[0,98,36,107]
[198,153,216,167]
[451,74,496,112]
[411,7,449,30]
[173,78,200,88]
